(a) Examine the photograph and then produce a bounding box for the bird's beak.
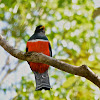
[40,26,45,30]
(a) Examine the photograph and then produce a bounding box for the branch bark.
[0,34,100,88]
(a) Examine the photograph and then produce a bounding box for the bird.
[26,25,52,90]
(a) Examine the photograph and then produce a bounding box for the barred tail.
[34,70,51,91]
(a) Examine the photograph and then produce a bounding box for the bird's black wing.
[49,43,52,57]
[26,43,30,65]
[26,47,28,52]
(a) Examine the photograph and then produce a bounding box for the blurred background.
[0,0,100,99]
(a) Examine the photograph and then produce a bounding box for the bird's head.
[35,25,45,34]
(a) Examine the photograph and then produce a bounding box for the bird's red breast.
[27,39,50,73]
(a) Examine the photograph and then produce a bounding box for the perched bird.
[26,25,52,90]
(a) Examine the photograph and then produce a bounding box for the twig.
[0,61,20,85]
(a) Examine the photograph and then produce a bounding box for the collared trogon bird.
[26,25,52,90]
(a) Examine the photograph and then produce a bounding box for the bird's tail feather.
[34,70,51,91]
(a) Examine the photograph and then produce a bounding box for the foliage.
[0,0,100,99]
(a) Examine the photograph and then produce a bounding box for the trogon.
[26,25,52,90]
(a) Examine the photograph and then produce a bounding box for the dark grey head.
[34,25,45,34]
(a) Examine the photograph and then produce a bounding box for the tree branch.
[0,34,100,88]
[92,7,100,19]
